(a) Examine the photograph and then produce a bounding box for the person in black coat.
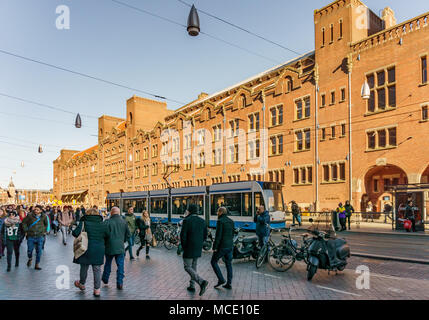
[180,204,208,296]
[211,207,234,289]
[72,208,109,297]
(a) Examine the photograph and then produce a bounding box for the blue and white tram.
[208,181,285,229]
[105,181,285,231]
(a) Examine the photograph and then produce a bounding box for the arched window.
[286,77,293,92]
[241,94,246,108]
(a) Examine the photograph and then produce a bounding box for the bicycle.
[164,221,182,250]
[255,227,280,269]
[268,224,312,272]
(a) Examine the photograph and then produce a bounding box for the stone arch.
[419,164,429,183]
[359,163,408,216]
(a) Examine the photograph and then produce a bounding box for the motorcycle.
[306,219,350,281]
[231,224,259,260]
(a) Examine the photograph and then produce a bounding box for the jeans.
[293,214,302,226]
[102,254,125,285]
[6,239,20,266]
[346,215,352,230]
[339,217,347,231]
[60,226,68,244]
[257,234,269,248]
[211,248,233,285]
[27,237,44,264]
[183,257,204,288]
[125,235,135,258]
[80,264,102,289]
[137,238,150,256]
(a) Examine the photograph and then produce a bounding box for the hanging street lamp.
[38,145,43,153]
[187,4,200,36]
[361,81,371,100]
[75,113,82,128]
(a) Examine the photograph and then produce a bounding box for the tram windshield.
[263,189,284,212]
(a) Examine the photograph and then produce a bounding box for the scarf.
[5,215,21,227]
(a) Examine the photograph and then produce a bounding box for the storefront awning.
[61,190,88,199]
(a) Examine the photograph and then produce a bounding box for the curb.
[342,231,429,237]
[351,252,429,265]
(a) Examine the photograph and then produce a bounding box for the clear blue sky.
[0,0,427,190]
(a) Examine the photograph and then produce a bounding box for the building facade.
[53,0,429,219]
[0,178,53,205]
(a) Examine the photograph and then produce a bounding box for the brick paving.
[0,234,428,300]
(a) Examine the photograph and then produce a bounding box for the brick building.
[53,0,429,220]
[0,178,53,205]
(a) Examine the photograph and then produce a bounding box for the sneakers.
[199,280,208,296]
[93,289,101,297]
[7,265,11,272]
[35,264,42,270]
[27,259,32,267]
[130,257,136,261]
[74,280,86,291]
[214,281,226,289]
[223,284,232,290]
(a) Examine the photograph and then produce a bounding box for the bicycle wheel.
[256,244,268,269]
[268,244,295,272]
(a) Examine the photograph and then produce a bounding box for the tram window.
[150,197,168,214]
[107,200,119,212]
[254,192,264,211]
[172,196,204,216]
[124,199,145,214]
[211,193,252,217]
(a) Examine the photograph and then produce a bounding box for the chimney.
[382,7,397,29]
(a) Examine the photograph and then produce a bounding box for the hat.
[187,204,198,215]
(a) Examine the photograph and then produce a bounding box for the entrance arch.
[362,164,408,216]
[421,165,429,183]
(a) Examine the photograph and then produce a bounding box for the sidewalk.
[285,217,429,237]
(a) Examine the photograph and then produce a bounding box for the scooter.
[306,219,350,281]
[231,224,259,260]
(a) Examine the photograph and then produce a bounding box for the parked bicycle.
[268,224,312,272]
[256,226,281,269]
[164,220,182,250]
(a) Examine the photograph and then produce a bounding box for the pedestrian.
[180,204,208,296]
[255,205,270,247]
[136,210,152,259]
[124,207,137,260]
[344,200,355,230]
[0,209,6,259]
[1,211,23,271]
[22,206,49,270]
[51,207,59,236]
[291,201,302,226]
[72,208,109,297]
[102,207,130,290]
[211,207,234,290]
[18,209,26,222]
[405,200,416,232]
[336,203,347,231]
[58,207,74,245]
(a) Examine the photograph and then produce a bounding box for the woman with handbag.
[136,210,153,259]
[72,208,109,297]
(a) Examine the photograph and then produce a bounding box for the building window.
[367,66,396,113]
[248,113,260,131]
[295,97,310,120]
[321,94,326,107]
[367,127,397,151]
[295,131,303,151]
[422,56,428,84]
[269,135,283,156]
[295,129,310,151]
[339,19,343,39]
[331,125,336,139]
[373,179,379,193]
[339,163,345,181]
[294,169,299,184]
[422,105,428,121]
[152,145,158,158]
[305,130,310,149]
[330,24,334,43]
[341,123,346,137]
[229,119,239,137]
[322,28,325,46]
[321,127,326,141]
[323,162,346,183]
[278,106,283,124]
[330,91,335,105]
[270,108,277,127]
[270,105,283,127]
[323,165,329,182]
[340,88,346,102]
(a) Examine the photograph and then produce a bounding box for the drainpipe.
[315,81,319,212]
[262,90,266,181]
[223,111,226,182]
[348,57,353,205]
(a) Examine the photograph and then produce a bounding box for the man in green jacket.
[102,207,131,290]
[124,207,137,260]
[22,206,49,270]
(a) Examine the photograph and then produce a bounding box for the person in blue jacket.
[254,205,270,248]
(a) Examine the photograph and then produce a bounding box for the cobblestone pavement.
[0,234,428,300]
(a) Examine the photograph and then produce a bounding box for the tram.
[106,181,286,230]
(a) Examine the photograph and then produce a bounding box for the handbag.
[73,222,88,259]
[151,236,157,247]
